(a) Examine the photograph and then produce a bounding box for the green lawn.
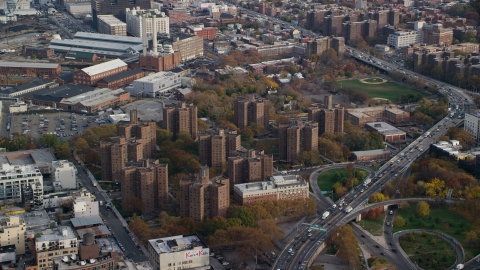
[87,165,102,180]
[357,212,386,236]
[394,203,480,260]
[339,79,428,101]
[399,232,456,270]
[317,168,367,192]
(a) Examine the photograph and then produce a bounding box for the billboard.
[184,248,209,260]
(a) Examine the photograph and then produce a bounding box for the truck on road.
[363,178,371,187]
[345,206,353,213]
[424,131,430,138]
[322,211,330,220]
[455,264,464,270]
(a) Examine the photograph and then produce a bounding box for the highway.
[233,6,478,270]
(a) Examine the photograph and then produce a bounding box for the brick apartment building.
[422,23,453,45]
[73,59,128,85]
[305,36,345,57]
[97,69,144,89]
[198,129,241,174]
[121,160,168,214]
[233,175,309,205]
[100,110,156,182]
[163,102,198,139]
[166,8,190,25]
[342,20,377,42]
[157,33,204,61]
[278,120,319,163]
[180,166,230,223]
[234,94,270,130]
[228,149,273,188]
[0,62,61,78]
[308,95,345,135]
[188,26,217,40]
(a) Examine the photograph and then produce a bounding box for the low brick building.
[365,122,406,142]
[0,62,61,78]
[97,69,144,89]
[73,59,128,85]
[24,46,54,59]
[65,52,98,63]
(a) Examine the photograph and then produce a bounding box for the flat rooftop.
[365,122,406,135]
[71,215,103,227]
[74,32,142,44]
[50,39,143,53]
[0,149,56,170]
[27,84,96,102]
[2,79,54,95]
[0,61,59,69]
[60,88,125,107]
[148,234,207,255]
[36,226,76,243]
[351,149,390,156]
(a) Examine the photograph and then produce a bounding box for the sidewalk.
[352,222,388,249]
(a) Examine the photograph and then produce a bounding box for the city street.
[75,164,148,262]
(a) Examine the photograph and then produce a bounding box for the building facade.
[233,175,309,205]
[130,71,181,97]
[97,68,144,90]
[464,111,480,141]
[73,59,128,86]
[278,120,318,163]
[234,94,270,130]
[52,160,77,190]
[308,95,344,135]
[73,197,99,218]
[147,234,209,270]
[179,166,229,223]
[422,23,453,45]
[305,36,345,57]
[163,102,198,139]
[121,160,168,214]
[34,227,77,270]
[0,164,43,207]
[100,110,156,181]
[387,30,423,49]
[91,0,151,30]
[97,15,127,36]
[198,129,240,174]
[0,216,26,255]
[157,34,204,61]
[0,62,61,78]
[126,7,169,37]
[351,149,391,162]
[346,105,410,128]
[365,122,406,142]
[228,149,273,188]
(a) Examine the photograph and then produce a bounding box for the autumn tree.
[424,177,447,197]
[393,215,406,228]
[416,201,430,217]
[227,205,257,228]
[54,141,71,159]
[85,149,100,165]
[39,134,58,148]
[369,193,386,203]
[74,137,90,154]
[296,150,323,166]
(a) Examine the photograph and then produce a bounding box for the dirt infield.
[359,78,388,84]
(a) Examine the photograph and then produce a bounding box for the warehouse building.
[0,62,61,78]
[97,68,144,89]
[0,79,57,98]
[58,88,130,113]
[49,32,143,58]
[73,59,128,85]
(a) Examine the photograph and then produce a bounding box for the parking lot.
[2,111,110,139]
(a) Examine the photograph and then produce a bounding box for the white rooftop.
[134,71,178,82]
[50,39,142,53]
[80,59,127,76]
[97,15,127,27]
[48,45,125,57]
[0,164,40,176]
[0,61,59,68]
[148,234,207,255]
[36,226,76,243]
[59,88,125,107]
[74,32,142,44]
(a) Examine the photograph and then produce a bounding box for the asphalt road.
[272,115,466,270]
[75,164,148,262]
[351,225,410,270]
